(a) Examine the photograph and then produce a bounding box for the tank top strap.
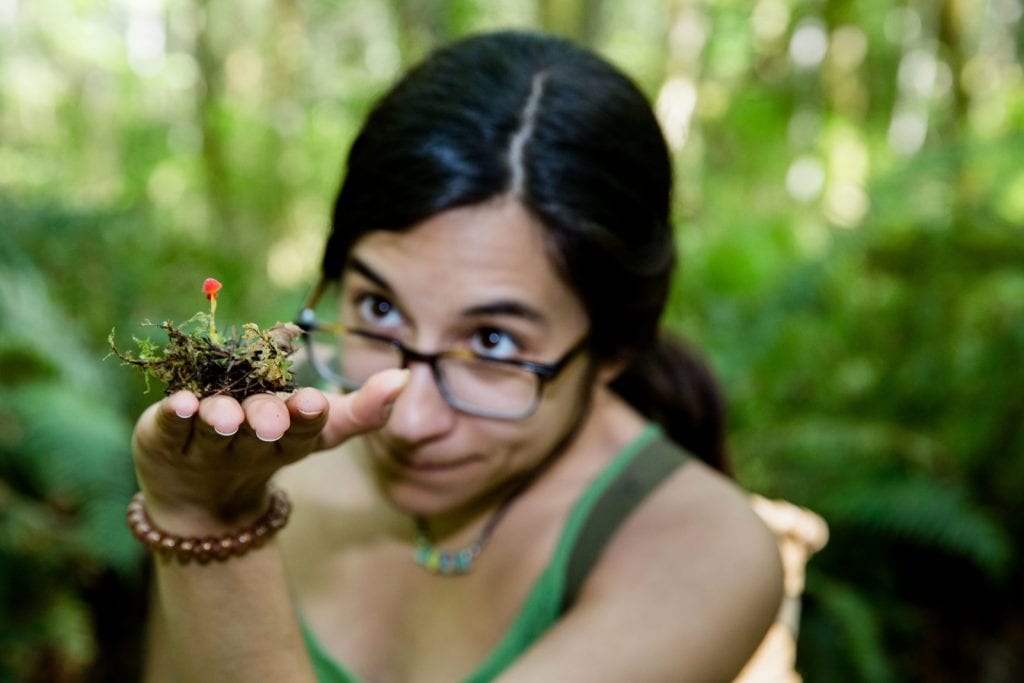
[559,427,690,613]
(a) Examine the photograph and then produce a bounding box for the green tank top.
[301,423,688,682]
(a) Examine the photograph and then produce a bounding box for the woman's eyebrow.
[347,257,393,291]
[461,301,548,327]
[349,255,547,326]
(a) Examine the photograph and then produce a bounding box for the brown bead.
[215,537,235,559]
[198,538,216,560]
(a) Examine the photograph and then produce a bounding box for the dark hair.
[322,30,729,472]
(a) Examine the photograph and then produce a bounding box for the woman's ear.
[595,352,632,386]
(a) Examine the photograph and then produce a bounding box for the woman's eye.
[356,294,402,328]
[470,328,521,359]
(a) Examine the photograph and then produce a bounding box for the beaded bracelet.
[126,488,292,564]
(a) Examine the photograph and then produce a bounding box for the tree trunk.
[538,0,607,46]
[193,0,235,238]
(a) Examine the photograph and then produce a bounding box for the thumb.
[317,368,410,450]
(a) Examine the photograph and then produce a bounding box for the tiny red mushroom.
[203,278,223,301]
[202,278,223,342]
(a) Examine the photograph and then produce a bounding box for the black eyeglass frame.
[294,282,589,420]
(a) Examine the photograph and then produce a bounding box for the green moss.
[108,315,301,400]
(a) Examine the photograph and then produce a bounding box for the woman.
[134,31,783,682]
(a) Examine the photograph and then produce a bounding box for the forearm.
[129,376,407,682]
[147,538,316,683]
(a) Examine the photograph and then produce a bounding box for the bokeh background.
[2,0,1022,681]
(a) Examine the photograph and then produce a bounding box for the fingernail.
[375,370,408,423]
[298,408,323,418]
[257,432,283,443]
[391,369,412,389]
[175,408,194,419]
[214,425,239,437]
[375,368,410,392]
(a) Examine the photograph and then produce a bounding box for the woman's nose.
[382,361,456,443]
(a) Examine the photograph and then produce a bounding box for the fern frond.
[818,477,1012,578]
[806,573,898,683]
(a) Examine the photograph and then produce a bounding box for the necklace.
[411,415,584,576]
[412,485,523,576]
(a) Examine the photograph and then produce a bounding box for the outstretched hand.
[131,369,409,531]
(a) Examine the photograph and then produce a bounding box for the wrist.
[127,486,291,564]
[135,475,273,535]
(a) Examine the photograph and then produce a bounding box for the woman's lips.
[394,454,481,473]
[364,435,483,479]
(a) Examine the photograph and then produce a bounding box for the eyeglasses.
[294,283,589,420]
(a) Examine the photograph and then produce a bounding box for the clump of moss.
[108,279,303,400]
[108,317,301,400]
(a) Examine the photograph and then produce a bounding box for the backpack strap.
[560,435,690,613]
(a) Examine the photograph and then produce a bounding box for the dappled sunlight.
[656,76,698,150]
[788,18,828,69]
[751,0,789,45]
[0,0,16,27]
[828,25,867,71]
[785,155,825,203]
[3,0,1023,680]
[225,46,264,96]
[125,0,166,76]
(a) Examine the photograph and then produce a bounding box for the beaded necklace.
[412,506,504,575]
[411,405,588,576]
[412,481,528,576]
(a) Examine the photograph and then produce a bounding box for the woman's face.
[338,198,595,517]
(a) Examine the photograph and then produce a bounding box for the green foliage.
[3,0,1023,680]
[703,179,1024,678]
[0,265,141,681]
[802,573,899,683]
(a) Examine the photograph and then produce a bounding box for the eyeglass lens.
[308,330,540,418]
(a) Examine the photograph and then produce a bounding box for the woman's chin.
[373,465,483,518]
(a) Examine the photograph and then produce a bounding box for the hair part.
[506,71,548,198]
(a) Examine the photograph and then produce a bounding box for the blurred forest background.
[1,0,1022,680]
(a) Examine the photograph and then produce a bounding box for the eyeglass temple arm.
[296,312,348,337]
[302,278,330,310]
[296,282,349,337]
[298,279,348,335]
